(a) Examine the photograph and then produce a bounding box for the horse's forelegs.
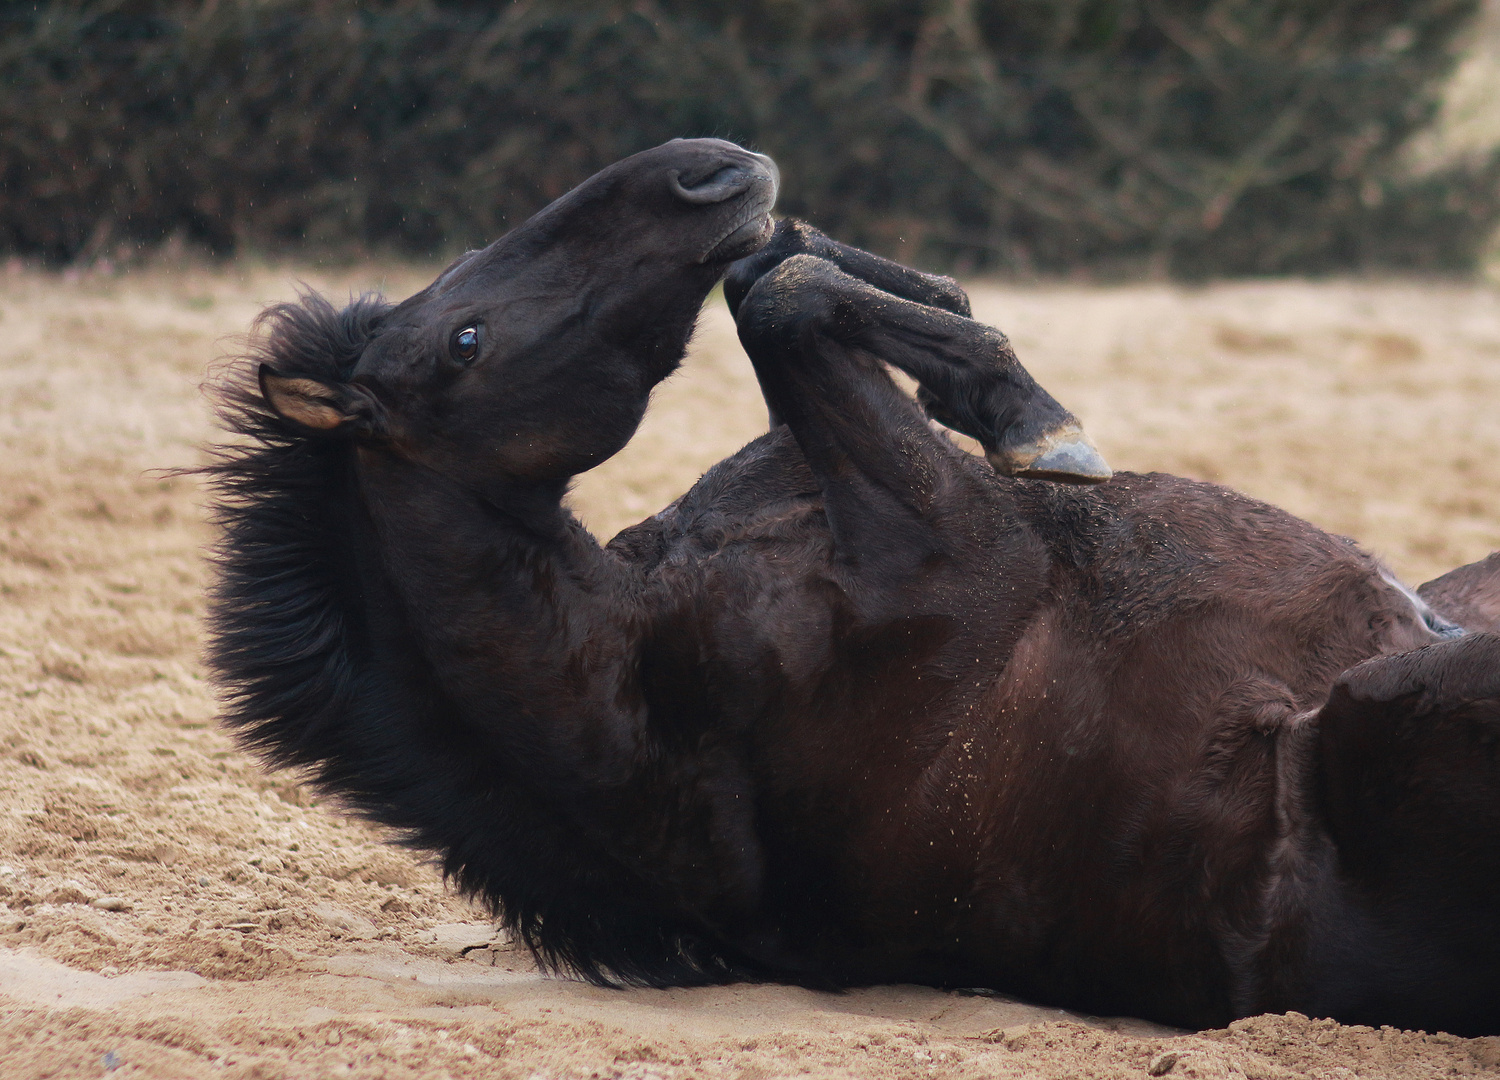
[733,248,1108,484]
[732,253,1080,583]
[725,220,1106,482]
[725,220,968,431]
[732,256,968,579]
[1304,632,1500,1034]
[725,219,972,320]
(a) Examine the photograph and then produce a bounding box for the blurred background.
[5,0,1500,279]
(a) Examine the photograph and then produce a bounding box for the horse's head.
[257,138,778,486]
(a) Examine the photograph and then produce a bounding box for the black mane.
[201,291,755,988]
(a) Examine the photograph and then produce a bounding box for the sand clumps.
[3,263,1500,1077]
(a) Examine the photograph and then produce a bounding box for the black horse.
[205,138,1500,1034]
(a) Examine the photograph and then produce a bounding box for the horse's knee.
[733,254,861,357]
[921,273,971,318]
[723,219,817,318]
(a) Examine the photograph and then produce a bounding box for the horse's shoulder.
[608,431,826,566]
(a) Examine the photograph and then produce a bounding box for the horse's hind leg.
[1304,632,1500,1033]
[732,246,1108,483]
[1420,552,1500,632]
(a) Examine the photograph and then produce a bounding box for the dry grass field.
[4,259,1500,1078]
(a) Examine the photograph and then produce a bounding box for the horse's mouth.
[701,176,778,264]
[703,211,775,264]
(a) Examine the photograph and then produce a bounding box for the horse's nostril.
[668,164,759,205]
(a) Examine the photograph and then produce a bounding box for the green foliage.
[2,0,1496,274]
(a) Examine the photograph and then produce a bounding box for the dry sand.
[3,260,1500,1078]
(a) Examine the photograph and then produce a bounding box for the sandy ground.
[4,260,1500,1078]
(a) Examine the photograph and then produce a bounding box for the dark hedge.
[3,0,1497,275]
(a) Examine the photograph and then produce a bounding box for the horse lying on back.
[204,138,1500,1035]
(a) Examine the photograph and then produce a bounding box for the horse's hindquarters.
[1308,634,1500,1034]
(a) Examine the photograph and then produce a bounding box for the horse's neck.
[354,450,647,783]
[344,452,775,967]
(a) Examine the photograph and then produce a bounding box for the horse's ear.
[259,365,385,436]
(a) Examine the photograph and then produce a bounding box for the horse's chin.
[703,211,775,265]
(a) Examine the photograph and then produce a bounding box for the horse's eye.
[451,325,480,363]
